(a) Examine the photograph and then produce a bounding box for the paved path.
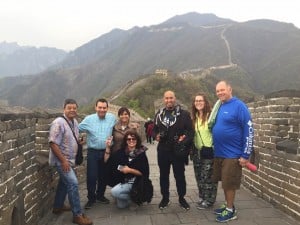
[41,142,299,225]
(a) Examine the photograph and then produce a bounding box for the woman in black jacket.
[104,130,149,208]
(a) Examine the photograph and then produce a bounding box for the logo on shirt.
[244,120,254,155]
[248,120,253,127]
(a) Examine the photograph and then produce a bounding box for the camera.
[159,131,168,142]
[117,165,124,170]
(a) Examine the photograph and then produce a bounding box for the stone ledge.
[276,139,298,154]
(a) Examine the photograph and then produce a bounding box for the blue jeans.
[86,149,107,202]
[111,182,133,208]
[54,165,82,216]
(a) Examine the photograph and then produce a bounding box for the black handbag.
[130,176,153,205]
[200,146,214,159]
[75,143,83,165]
[196,121,214,159]
[61,116,83,165]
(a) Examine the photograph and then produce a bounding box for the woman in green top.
[191,93,218,209]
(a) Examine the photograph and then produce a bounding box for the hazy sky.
[1,0,299,51]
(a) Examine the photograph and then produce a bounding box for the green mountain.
[109,68,256,118]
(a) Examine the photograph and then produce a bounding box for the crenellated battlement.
[244,94,300,220]
[0,95,299,225]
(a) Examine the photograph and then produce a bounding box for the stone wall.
[243,95,300,221]
[0,95,299,224]
[0,106,144,225]
[0,109,58,225]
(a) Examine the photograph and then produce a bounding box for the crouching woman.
[104,129,149,208]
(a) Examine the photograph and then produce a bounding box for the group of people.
[189,80,253,222]
[48,80,254,225]
[144,118,154,144]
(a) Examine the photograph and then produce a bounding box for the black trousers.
[157,145,186,199]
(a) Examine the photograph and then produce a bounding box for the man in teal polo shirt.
[79,98,116,209]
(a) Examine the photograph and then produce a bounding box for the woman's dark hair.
[118,107,131,117]
[120,129,142,150]
[191,93,211,126]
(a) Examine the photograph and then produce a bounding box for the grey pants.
[192,151,218,205]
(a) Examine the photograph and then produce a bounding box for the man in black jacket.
[153,90,194,210]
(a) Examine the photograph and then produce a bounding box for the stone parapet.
[0,95,299,224]
[244,96,300,220]
[0,105,145,225]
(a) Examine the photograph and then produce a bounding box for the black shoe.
[179,197,190,210]
[97,196,110,204]
[159,198,170,209]
[84,201,94,209]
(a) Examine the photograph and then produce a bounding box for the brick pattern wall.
[0,106,145,225]
[0,112,49,225]
[244,97,300,221]
[0,97,299,224]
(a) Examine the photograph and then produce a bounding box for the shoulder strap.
[196,119,205,145]
[60,116,79,144]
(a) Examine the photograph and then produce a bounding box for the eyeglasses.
[127,137,137,141]
[194,100,204,103]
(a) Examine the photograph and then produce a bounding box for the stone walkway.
[41,142,299,225]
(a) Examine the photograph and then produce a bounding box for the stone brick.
[268,105,291,112]
[16,137,27,148]
[0,160,9,175]
[276,140,298,154]
[260,124,273,130]
[35,137,49,145]
[263,130,274,136]
[260,136,271,142]
[35,131,49,138]
[256,100,269,107]
[268,98,294,105]
[25,118,36,127]
[36,118,54,125]
[35,124,50,131]
[289,133,299,140]
[0,141,12,153]
[10,155,25,168]
[3,150,17,161]
[0,121,7,132]
[282,167,299,178]
[268,186,284,200]
[282,182,300,196]
[10,120,27,130]
[265,142,276,149]
[2,130,19,141]
[285,159,300,170]
[284,190,300,207]
[0,183,7,196]
[18,127,33,137]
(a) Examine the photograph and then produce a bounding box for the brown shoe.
[52,205,71,214]
[73,214,93,225]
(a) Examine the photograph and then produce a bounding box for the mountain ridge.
[0,41,67,77]
[0,12,299,108]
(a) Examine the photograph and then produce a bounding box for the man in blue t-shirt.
[212,81,254,222]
